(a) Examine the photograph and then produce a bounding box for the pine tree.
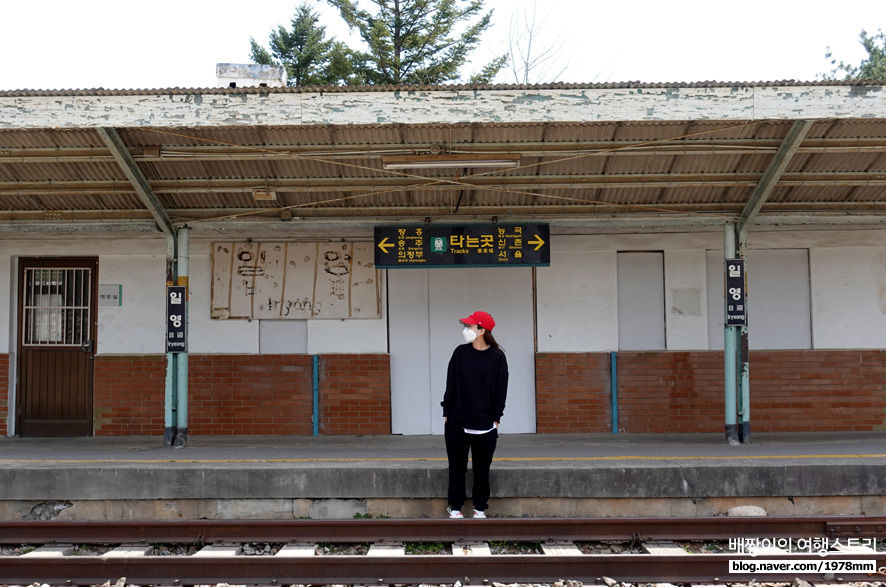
[325,0,507,85]
[822,29,886,81]
[249,2,356,86]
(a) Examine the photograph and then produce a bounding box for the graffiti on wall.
[211,241,380,319]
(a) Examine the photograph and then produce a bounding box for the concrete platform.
[1,432,885,520]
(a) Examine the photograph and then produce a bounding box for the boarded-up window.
[617,252,666,350]
[212,242,380,320]
[706,249,811,350]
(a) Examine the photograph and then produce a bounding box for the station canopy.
[1,81,885,237]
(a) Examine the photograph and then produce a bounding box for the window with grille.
[22,268,92,346]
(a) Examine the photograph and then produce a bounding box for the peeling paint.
[514,93,554,104]
[0,85,883,129]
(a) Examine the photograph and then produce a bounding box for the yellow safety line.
[0,454,884,464]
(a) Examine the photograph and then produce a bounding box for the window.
[22,268,91,346]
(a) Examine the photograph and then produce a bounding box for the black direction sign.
[166,286,187,353]
[725,259,747,326]
[375,224,550,268]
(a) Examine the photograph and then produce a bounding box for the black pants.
[444,421,498,511]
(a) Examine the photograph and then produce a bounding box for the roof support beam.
[736,119,814,249]
[10,170,886,195]
[7,137,886,164]
[96,127,175,239]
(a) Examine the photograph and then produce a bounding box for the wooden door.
[16,258,97,436]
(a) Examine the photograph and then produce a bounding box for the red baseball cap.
[460,311,496,331]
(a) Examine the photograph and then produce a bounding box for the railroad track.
[1,517,884,586]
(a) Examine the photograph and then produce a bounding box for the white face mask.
[462,326,478,343]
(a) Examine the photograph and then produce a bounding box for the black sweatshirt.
[441,343,508,430]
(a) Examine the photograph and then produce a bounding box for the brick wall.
[188,354,314,435]
[616,351,724,433]
[535,350,886,433]
[320,354,391,435]
[0,354,8,431]
[93,353,391,436]
[83,349,886,436]
[94,355,166,435]
[750,350,886,432]
[535,352,612,433]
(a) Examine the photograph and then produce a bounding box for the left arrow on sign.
[378,237,394,253]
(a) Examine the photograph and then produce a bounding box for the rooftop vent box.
[216,63,286,88]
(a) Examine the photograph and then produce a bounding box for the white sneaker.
[447,508,463,519]
[473,510,487,519]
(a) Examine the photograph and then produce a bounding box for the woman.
[440,310,508,519]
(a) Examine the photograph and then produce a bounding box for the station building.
[1,74,885,440]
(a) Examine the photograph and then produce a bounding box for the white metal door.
[389,267,536,435]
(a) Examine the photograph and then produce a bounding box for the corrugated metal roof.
[3,79,885,97]
[2,115,886,229]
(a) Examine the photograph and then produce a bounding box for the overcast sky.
[0,0,880,91]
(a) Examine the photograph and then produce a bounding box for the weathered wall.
[187,354,314,435]
[94,355,166,435]
[535,352,611,433]
[535,350,886,433]
[811,246,886,349]
[5,229,886,436]
[320,354,391,435]
[93,353,391,436]
[3,85,883,130]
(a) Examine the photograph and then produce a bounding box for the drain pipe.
[610,351,618,434]
[163,233,177,446]
[174,226,190,448]
[313,355,320,437]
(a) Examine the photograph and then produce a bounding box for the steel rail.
[1,516,884,544]
[1,518,885,585]
[0,553,883,585]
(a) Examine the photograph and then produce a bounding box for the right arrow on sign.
[528,235,546,251]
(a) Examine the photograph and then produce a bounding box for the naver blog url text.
[729,560,877,574]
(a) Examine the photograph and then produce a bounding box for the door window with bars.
[22,268,92,346]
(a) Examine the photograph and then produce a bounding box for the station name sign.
[375,224,550,268]
[166,286,187,353]
[725,259,747,326]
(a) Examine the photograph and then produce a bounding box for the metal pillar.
[610,351,618,434]
[174,226,189,448]
[313,355,320,437]
[163,233,177,446]
[724,223,739,445]
[736,232,750,444]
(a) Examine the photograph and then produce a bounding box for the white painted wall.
[306,317,388,353]
[188,250,259,353]
[536,243,618,352]
[811,246,886,349]
[0,255,10,354]
[97,254,166,353]
[4,229,886,360]
[1,255,12,436]
[260,320,308,354]
[0,239,170,354]
[665,250,709,350]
